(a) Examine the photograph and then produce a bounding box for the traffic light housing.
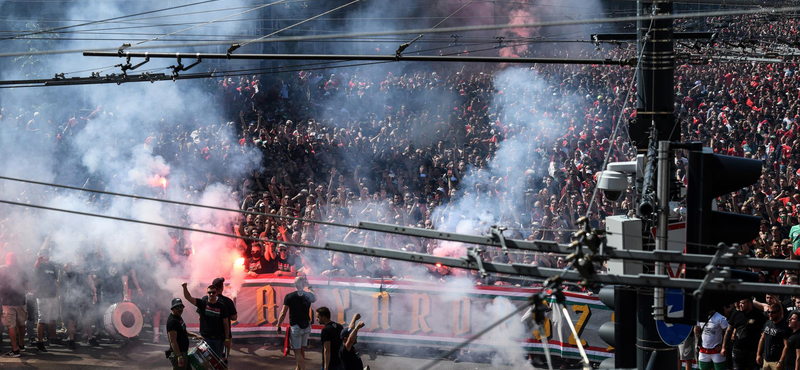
[684,148,762,321]
[685,148,762,253]
[598,286,637,369]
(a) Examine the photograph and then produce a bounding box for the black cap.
[171,298,185,309]
[340,328,351,340]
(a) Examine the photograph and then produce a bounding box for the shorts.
[2,306,26,327]
[289,324,311,349]
[169,350,190,370]
[62,301,89,322]
[36,297,58,324]
[698,352,726,367]
[763,361,781,370]
[678,334,696,360]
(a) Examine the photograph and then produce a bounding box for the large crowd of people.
[0,10,799,368]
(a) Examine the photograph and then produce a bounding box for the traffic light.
[684,148,762,321]
[685,148,762,253]
[598,286,637,369]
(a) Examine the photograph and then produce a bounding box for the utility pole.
[636,2,679,369]
[632,1,678,153]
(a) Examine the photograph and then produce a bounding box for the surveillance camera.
[597,170,628,202]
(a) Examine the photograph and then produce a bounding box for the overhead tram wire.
[395,0,477,56]
[232,0,364,53]
[128,0,292,49]
[0,5,791,58]
[0,175,737,254]
[0,0,223,41]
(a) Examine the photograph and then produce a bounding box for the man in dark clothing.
[1,253,28,357]
[167,298,201,370]
[245,243,276,277]
[33,250,59,351]
[182,282,230,359]
[317,307,344,370]
[371,258,396,279]
[785,311,800,370]
[339,313,366,370]
[277,276,316,370]
[59,261,97,350]
[275,244,298,277]
[206,277,237,359]
[726,297,766,370]
[758,303,790,369]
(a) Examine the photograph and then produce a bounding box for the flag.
[283,326,291,356]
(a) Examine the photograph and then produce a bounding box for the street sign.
[651,222,686,278]
[655,288,693,346]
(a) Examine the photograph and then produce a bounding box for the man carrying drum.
[181,282,231,358]
[166,298,202,370]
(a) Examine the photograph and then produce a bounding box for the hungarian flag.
[283,326,291,356]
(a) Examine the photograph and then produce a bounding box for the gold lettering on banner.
[256,285,278,325]
[568,304,590,347]
[331,289,351,324]
[532,301,552,341]
[453,297,471,335]
[370,291,391,331]
[409,293,432,334]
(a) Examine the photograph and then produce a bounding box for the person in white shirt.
[695,308,729,370]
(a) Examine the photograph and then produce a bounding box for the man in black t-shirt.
[245,243,276,277]
[317,307,344,370]
[277,277,316,370]
[33,250,59,351]
[726,298,766,370]
[181,282,230,359]
[59,261,97,350]
[275,244,298,277]
[166,298,201,370]
[339,314,366,370]
[372,258,397,279]
[207,278,237,345]
[758,303,790,368]
[785,311,800,370]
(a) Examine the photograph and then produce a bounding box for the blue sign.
[656,288,693,346]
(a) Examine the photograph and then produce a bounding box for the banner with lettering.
[184,277,613,362]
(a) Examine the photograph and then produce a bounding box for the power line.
[234,0,363,51]
[395,0,477,56]
[0,0,223,41]
[0,4,796,58]
[129,0,291,48]
[83,51,635,65]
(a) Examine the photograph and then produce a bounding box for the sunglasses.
[207,291,217,295]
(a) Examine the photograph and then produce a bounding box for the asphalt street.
[0,336,531,370]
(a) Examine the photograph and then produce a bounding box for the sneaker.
[88,338,100,347]
[36,343,47,352]
[67,340,76,350]
[152,334,160,344]
[18,345,25,352]
[4,350,20,358]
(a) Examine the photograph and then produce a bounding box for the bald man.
[277,276,316,370]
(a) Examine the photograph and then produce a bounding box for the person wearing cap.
[166,298,201,370]
[339,313,367,370]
